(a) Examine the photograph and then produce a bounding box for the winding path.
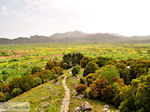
[61,76,70,112]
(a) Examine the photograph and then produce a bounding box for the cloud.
[0,5,8,15]
[1,0,150,38]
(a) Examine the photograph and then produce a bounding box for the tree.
[39,70,53,83]
[119,74,150,112]
[9,77,21,91]
[61,52,84,69]
[45,60,60,70]
[80,57,92,68]
[130,63,148,80]
[85,73,99,86]
[72,65,81,76]
[31,66,42,74]
[75,84,87,94]
[83,62,99,77]
[19,76,34,92]
[115,63,130,84]
[11,88,22,97]
[96,65,120,83]
[51,67,63,76]
[95,56,112,67]
[33,77,42,86]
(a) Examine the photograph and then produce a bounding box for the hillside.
[1,31,150,44]
[8,70,119,112]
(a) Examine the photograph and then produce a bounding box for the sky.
[0,0,150,38]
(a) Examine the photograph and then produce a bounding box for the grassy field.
[66,69,119,112]
[8,76,64,112]
[1,42,150,82]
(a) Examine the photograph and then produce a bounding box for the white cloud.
[0,5,8,15]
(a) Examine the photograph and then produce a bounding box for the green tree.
[96,65,120,83]
[45,60,60,70]
[61,52,84,69]
[80,57,92,68]
[11,88,22,97]
[83,62,99,77]
[72,65,81,76]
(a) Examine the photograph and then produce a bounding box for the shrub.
[19,76,34,92]
[33,77,42,86]
[83,88,92,98]
[80,57,92,68]
[11,88,22,97]
[9,77,21,91]
[45,60,60,70]
[0,92,5,101]
[75,84,87,94]
[130,63,148,81]
[2,83,10,92]
[72,65,81,76]
[38,71,51,83]
[31,66,42,74]
[51,67,63,75]
[119,74,150,112]
[83,62,99,77]
[90,78,108,98]
[2,70,8,75]
[96,65,120,83]
[2,75,8,81]
[115,63,130,84]
[80,77,86,84]
[85,73,99,86]
[101,85,114,103]
[95,57,112,67]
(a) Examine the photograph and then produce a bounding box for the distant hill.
[0,31,150,44]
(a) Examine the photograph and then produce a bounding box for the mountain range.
[0,31,150,44]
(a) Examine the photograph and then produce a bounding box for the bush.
[0,92,5,101]
[51,67,63,76]
[80,57,92,68]
[80,77,86,84]
[39,70,53,83]
[72,65,81,76]
[9,77,21,91]
[115,63,130,84]
[130,63,148,81]
[45,60,60,70]
[75,84,87,94]
[83,88,92,98]
[33,77,42,86]
[96,65,120,83]
[11,88,22,97]
[119,74,150,111]
[2,75,8,81]
[90,78,108,98]
[83,62,99,77]
[95,57,112,67]
[2,83,10,93]
[31,66,42,74]
[85,73,99,86]
[19,76,34,92]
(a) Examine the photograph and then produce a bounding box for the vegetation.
[71,65,81,76]
[0,43,150,111]
[83,62,99,76]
